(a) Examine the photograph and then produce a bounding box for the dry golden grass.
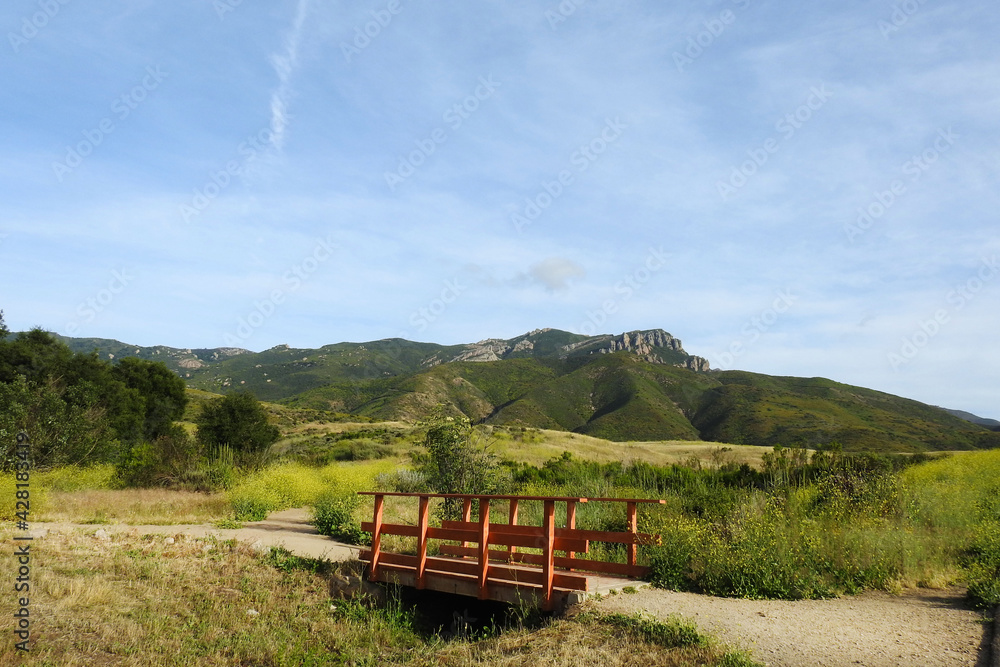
[31,489,230,525]
[0,527,751,666]
[270,415,772,472]
[0,528,401,665]
[414,611,736,667]
[488,428,775,469]
[284,420,412,436]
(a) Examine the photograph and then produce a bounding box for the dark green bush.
[964,522,1000,607]
[312,491,371,545]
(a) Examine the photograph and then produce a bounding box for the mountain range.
[56,328,1000,453]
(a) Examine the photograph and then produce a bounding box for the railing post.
[626,501,638,570]
[565,500,577,569]
[507,498,519,561]
[477,497,491,599]
[542,499,555,610]
[460,496,473,549]
[416,495,429,589]
[368,494,385,582]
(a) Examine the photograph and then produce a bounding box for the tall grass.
[901,449,1000,606]
[638,450,1000,603]
[227,459,400,521]
[0,464,118,521]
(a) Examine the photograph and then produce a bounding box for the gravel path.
[596,587,993,667]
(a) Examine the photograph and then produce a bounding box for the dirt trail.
[595,587,992,667]
[35,511,994,666]
[36,507,362,561]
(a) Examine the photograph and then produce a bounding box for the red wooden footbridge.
[358,492,665,611]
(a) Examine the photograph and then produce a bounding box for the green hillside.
[55,329,1000,453]
[694,373,999,452]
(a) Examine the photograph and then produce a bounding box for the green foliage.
[115,424,202,488]
[281,427,400,465]
[637,449,1000,602]
[0,374,122,469]
[600,612,707,648]
[311,491,371,545]
[963,520,1000,607]
[229,485,284,521]
[196,391,280,461]
[111,357,188,440]
[264,546,334,575]
[0,328,190,470]
[415,412,508,517]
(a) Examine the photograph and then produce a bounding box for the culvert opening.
[393,587,548,640]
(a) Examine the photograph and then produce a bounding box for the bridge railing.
[357,492,665,610]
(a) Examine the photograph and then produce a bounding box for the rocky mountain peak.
[441,328,710,371]
[588,329,709,370]
[601,329,682,355]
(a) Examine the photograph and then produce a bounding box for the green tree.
[416,412,507,519]
[0,328,189,469]
[0,327,74,385]
[0,374,120,469]
[196,391,279,464]
[0,310,8,340]
[111,357,188,440]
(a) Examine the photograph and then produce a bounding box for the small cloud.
[526,257,586,292]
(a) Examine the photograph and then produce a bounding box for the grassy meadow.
[1,415,998,664]
[0,528,757,666]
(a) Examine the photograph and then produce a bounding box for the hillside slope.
[56,329,999,452]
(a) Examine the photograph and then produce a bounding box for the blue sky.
[1,0,998,418]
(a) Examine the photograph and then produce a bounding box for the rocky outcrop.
[599,330,683,356]
[443,328,710,371]
[682,356,711,372]
[591,330,710,371]
[512,338,535,353]
[449,339,511,362]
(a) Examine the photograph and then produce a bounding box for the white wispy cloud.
[267,0,312,154]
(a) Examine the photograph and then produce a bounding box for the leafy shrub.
[115,442,162,488]
[196,391,279,461]
[645,517,701,591]
[311,491,371,545]
[327,438,393,462]
[964,522,1000,607]
[229,485,284,521]
[416,414,509,519]
[114,424,202,488]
